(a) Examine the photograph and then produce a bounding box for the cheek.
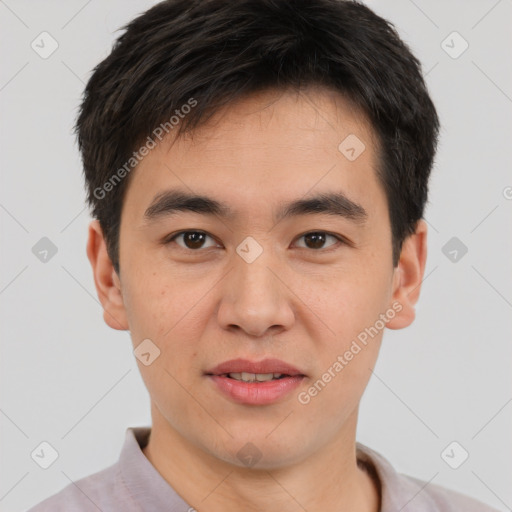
[304,265,392,342]
[298,270,390,407]
[307,259,392,398]
[126,279,211,392]
[123,268,197,338]
[126,277,206,422]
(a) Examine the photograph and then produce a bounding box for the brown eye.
[168,231,218,250]
[296,232,340,250]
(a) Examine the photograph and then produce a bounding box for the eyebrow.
[143,188,367,225]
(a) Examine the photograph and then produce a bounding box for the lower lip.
[208,375,305,405]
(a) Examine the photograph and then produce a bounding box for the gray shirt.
[27,427,499,512]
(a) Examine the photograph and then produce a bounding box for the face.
[88,86,426,469]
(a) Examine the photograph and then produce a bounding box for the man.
[28,0,500,510]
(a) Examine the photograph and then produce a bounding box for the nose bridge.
[217,238,294,336]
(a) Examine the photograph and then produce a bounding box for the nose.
[216,246,295,337]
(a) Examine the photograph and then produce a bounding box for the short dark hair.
[76,0,439,274]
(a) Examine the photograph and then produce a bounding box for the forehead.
[121,87,384,225]
[172,86,375,156]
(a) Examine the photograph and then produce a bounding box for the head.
[82,0,438,469]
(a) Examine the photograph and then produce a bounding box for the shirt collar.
[356,441,438,511]
[119,427,191,511]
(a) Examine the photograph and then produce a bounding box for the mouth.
[205,357,306,379]
[216,372,292,382]
[205,358,306,405]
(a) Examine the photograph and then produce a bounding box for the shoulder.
[399,473,502,512]
[25,462,130,512]
[356,442,501,512]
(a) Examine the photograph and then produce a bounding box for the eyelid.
[293,231,348,250]
[164,229,350,251]
[165,230,220,249]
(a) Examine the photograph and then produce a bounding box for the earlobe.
[386,220,428,330]
[86,220,129,331]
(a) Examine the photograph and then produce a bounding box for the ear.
[86,219,129,331]
[386,219,428,330]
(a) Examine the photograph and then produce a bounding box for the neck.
[142,405,380,512]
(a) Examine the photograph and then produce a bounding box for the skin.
[87,86,427,512]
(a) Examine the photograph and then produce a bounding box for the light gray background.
[1,1,511,511]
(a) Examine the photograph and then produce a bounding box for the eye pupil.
[184,232,206,249]
[304,232,326,249]
[173,231,338,252]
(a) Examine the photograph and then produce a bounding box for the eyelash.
[163,230,348,252]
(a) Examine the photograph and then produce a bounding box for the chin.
[206,430,309,470]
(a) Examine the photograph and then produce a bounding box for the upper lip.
[206,358,305,376]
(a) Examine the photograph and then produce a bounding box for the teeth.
[228,372,284,382]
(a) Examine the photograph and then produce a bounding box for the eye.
[294,231,343,250]
[166,230,219,250]
[164,230,346,252]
